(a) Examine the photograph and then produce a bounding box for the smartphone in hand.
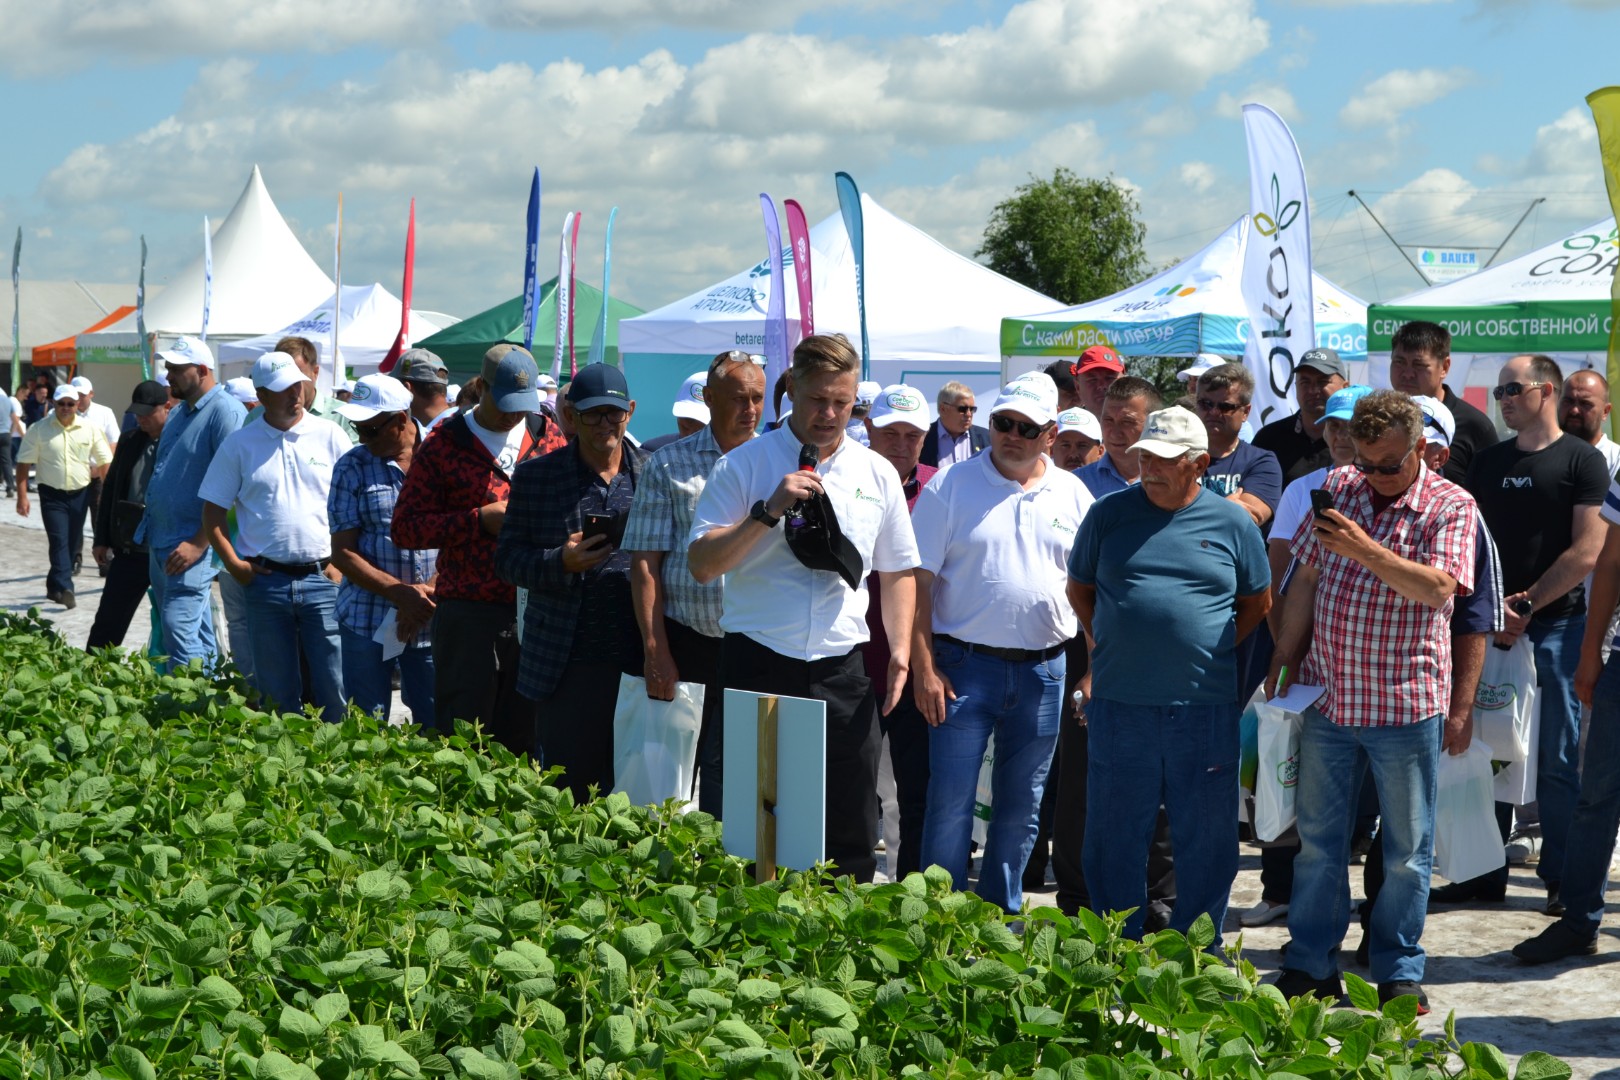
[1309,488,1334,518]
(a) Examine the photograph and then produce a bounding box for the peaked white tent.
[1000,216,1368,383]
[216,284,447,387]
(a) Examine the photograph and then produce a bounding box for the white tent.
[620,194,1059,403]
[216,284,447,388]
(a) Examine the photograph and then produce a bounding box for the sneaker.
[1546,885,1565,917]
[1512,920,1597,964]
[1273,968,1343,1003]
[1238,899,1289,927]
[1505,827,1540,865]
[1377,980,1430,1017]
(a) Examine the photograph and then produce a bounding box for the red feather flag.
[379,198,416,373]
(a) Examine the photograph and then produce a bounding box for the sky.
[1,0,1617,327]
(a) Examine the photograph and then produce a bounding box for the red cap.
[1076,344,1124,374]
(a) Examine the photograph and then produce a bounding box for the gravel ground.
[4,516,1617,1076]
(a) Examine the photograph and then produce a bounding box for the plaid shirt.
[328,440,438,643]
[1291,462,1478,728]
[495,441,647,700]
[622,427,736,638]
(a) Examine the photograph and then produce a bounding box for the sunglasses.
[1351,448,1414,476]
[354,414,399,440]
[573,406,629,427]
[1195,397,1246,415]
[709,350,767,376]
[989,414,1049,439]
[1492,381,1546,401]
[948,404,978,415]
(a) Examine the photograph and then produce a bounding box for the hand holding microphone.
[766,443,824,518]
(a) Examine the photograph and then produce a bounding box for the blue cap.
[1321,384,1374,423]
[566,363,631,412]
[489,346,541,413]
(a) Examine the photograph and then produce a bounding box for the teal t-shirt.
[1067,485,1269,705]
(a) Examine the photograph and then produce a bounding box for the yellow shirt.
[17,413,113,492]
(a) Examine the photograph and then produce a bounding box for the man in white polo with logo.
[911,371,1094,911]
[199,352,353,721]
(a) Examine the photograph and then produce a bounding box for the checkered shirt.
[328,443,438,642]
[1290,462,1478,728]
[622,427,731,638]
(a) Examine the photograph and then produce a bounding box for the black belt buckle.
[251,556,329,578]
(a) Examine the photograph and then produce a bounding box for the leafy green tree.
[977,168,1150,305]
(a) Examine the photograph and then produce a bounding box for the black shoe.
[1545,885,1565,917]
[59,591,75,610]
[1512,920,1597,964]
[1273,968,1343,1003]
[1428,879,1506,907]
[1377,980,1430,1017]
[71,556,81,576]
[44,588,60,604]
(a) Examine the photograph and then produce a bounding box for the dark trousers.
[720,632,881,883]
[531,659,626,802]
[881,691,931,879]
[76,476,103,563]
[432,598,531,751]
[0,431,13,494]
[38,484,89,596]
[664,617,724,816]
[86,549,151,650]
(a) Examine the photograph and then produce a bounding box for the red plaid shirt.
[1290,462,1478,728]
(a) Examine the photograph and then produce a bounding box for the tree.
[977,169,1150,306]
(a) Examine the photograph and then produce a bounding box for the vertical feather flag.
[1240,103,1314,428]
[551,211,576,384]
[332,194,344,389]
[200,216,213,341]
[1588,86,1620,433]
[784,199,814,343]
[760,195,789,423]
[834,173,870,380]
[590,206,618,368]
[567,213,581,376]
[522,169,542,352]
[10,228,20,392]
[136,236,150,380]
[380,199,416,374]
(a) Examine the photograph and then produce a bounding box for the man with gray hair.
[1195,363,1282,530]
[921,381,988,468]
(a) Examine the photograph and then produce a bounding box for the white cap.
[447,383,462,401]
[338,372,415,421]
[672,371,710,423]
[1056,407,1101,441]
[153,367,170,387]
[252,351,310,393]
[1130,405,1209,458]
[1176,353,1224,382]
[1413,395,1454,449]
[70,375,93,393]
[988,371,1059,426]
[868,383,934,430]
[52,384,79,402]
[224,377,257,405]
[154,336,214,370]
[537,373,559,391]
[856,380,882,408]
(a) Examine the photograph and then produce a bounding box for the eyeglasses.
[709,350,767,376]
[354,414,399,440]
[1351,448,1414,476]
[1196,397,1246,415]
[948,404,977,415]
[989,414,1049,439]
[1492,381,1546,401]
[573,406,630,427]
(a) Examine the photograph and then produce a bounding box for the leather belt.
[249,555,332,578]
[936,634,1064,664]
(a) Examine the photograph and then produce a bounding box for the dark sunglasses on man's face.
[1351,448,1414,476]
[1196,397,1245,415]
[1492,381,1546,401]
[948,404,977,415]
[354,415,398,440]
[989,414,1048,440]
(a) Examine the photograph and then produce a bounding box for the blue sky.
[0,0,1616,323]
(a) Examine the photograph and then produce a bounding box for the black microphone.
[789,443,817,528]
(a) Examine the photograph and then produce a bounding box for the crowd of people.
[10,321,1620,1016]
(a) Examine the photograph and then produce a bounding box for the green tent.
[415,277,644,375]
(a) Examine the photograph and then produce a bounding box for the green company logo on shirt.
[1048,516,1075,536]
[853,487,882,505]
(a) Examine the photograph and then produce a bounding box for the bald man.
[1559,370,1620,478]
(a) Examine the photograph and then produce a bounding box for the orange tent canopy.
[31,306,136,366]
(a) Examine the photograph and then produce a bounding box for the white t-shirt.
[465,410,525,475]
[3,394,21,432]
[912,453,1094,649]
[83,401,121,447]
[1271,466,1331,551]
[689,423,921,661]
[198,415,352,563]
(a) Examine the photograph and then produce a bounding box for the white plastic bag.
[610,673,705,807]
[970,735,995,846]
[1433,740,1507,883]
[1253,697,1301,842]
[1473,637,1535,762]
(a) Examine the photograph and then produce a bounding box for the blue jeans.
[1084,697,1240,941]
[1289,708,1439,985]
[1526,616,1584,887]
[242,570,345,721]
[216,571,256,681]
[1554,652,1620,939]
[147,545,220,670]
[919,640,1063,913]
[341,627,436,730]
[37,484,89,596]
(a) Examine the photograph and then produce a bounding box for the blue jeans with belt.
[242,568,345,722]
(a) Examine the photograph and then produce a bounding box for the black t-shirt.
[1253,412,1331,484]
[1466,434,1608,620]
[1441,384,1501,489]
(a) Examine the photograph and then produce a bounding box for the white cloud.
[1338,67,1471,130]
[1214,83,1302,123]
[1179,161,1218,193]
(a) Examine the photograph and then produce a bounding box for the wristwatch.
[1511,598,1534,617]
[750,500,781,528]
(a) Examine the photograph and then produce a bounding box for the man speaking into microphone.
[689,334,919,882]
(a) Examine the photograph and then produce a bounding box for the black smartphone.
[582,513,616,545]
[1310,489,1334,518]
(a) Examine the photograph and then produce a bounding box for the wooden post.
[755,696,779,882]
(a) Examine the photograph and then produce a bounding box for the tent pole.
[1484,198,1545,268]
[1347,190,1428,285]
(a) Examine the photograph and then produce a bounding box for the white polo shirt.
[1271,466,1330,551]
[689,423,920,661]
[83,401,121,447]
[912,452,1094,650]
[198,414,351,563]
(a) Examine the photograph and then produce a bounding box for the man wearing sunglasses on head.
[1194,363,1282,531]
[921,382,988,468]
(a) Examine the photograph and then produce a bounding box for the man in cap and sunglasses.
[1254,348,1350,484]
[14,383,114,608]
[921,382,988,468]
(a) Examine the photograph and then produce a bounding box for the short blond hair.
[791,334,859,385]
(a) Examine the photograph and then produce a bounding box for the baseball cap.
[71,376,93,393]
[1321,384,1374,423]
[52,384,79,403]
[397,348,448,386]
[1056,407,1101,441]
[1297,347,1347,381]
[1130,405,1209,458]
[537,373,559,391]
[155,336,214,370]
[989,371,1060,426]
[339,373,415,422]
[1076,344,1125,375]
[224,377,257,405]
[1413,395,1455,449]
[566,363,631,412]
[129,380,170,417]
[855,380,882,408]
[483,343,532,385]
[252,351,311,393]
[868,383,934,430]
[1177,353,1223,382]
[672,371,710,423]
[486,345,542,412]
